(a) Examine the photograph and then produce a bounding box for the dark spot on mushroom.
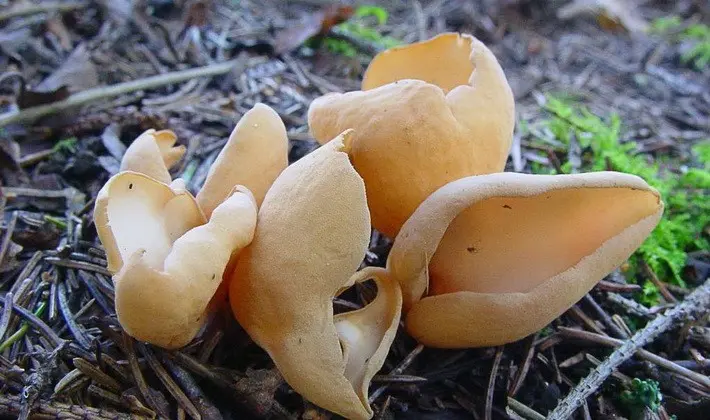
[546,195,551,199]
[466,246,476,253]
[129,183,133,190]
[211,274,215,280]
[299,338,303,344]
[503,204,512,209]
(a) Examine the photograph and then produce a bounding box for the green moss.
[325,5,401,57]
[52,137,78,154]
[650,16,710,70]
[618,378,663,419]
[535,98,709,303]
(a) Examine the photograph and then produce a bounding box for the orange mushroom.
[386,172,663,348]
[308,32,515,238]
[94,103,288,348]
[229,131,402,420]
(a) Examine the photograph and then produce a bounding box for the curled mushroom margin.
[229,131,402,420]
[95,171,258,349]
[387,171,664,348]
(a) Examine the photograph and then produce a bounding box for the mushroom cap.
[387,171,663,348]
[308,32,515,238]
[229,131,401,419]
[119,129,186,185]
[95,171,257,348]
[196,103,289,218]
[94,171,205,274]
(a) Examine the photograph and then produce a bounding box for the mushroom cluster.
[94,32,664,420]
[94,104,289,348]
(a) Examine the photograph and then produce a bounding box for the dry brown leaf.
[557,0,649,34]
[273,5,354,55]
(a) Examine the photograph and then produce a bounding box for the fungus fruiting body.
[387,172,663,348]
[308,32,664,350]
[94,103,288,349]
[308,32,515,238]
[229,131,402,420]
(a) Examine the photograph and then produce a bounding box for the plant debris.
[1,1,709,419]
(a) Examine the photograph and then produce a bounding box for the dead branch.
[548,278,710,420]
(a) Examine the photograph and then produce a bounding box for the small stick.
[559,327,710,388]
[0,393,146,419]
[596,280,642,293]
[0,296,62,347]
[583,294,628,338]
[137,343,201,420]
[506,397,545,420]
[0,212,17,268]
[73,357,122,393]
[57,283,92,349]
[509,334,537,396]
[485,347,504,420]
[643,261,677,303]
[412,0,427,41]
[369,344,425,403]
[548,278,710,419]
[607,293,653,318]
[0,1,86,22]
[0,58,246,128]
[568,305,605,335]
[44,257,111,276]
[123,333,170,419]
[0,292,13,342]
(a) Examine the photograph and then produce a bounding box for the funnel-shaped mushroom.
[229,131,402,420]
[386,171,663,348]
[308,32,515,238]
[95,172,257,348]
[94,103,288,348]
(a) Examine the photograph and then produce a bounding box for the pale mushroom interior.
[429,187,660,296]
[363,33,474,92]
[105,173,204,271]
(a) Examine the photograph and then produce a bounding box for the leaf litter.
[0,1,709,419]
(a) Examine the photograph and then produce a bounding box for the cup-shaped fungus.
[94,103,288,349]
[229,131,402,420]
[386,172,664,348]
[308,32,515,238]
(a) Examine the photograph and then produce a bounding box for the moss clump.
[532,98,709,304]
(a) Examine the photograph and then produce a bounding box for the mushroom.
[386,171,663,348]
[94,103,288,348]
[229,131,402,420]
[119,129,186,185]
[308,32,515,238]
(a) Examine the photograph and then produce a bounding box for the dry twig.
[548,278,710,419]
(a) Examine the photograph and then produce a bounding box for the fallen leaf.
[272,5,354,55]
[15,43,98,112]
[100,123,127,161]
[36,43,98,93]
[557,0,648,34]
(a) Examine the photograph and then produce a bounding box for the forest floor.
[0,1,709,419]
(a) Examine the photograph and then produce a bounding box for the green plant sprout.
[52,137,78,154]
[618,378,663,418]
[649,15,682,34]
[534,98,709,305]
[325,5,401,58]
[649,16,710,70]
